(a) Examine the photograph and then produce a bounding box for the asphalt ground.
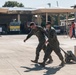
[0,35,76,75]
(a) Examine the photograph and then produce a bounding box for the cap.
[46,21,51,25]
[30,22,35,26]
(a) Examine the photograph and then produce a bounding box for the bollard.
[74,46,76,56]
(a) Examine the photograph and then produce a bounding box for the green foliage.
[68,14,74,18]
[2,1,24,7]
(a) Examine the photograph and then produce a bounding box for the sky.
[0,0,76,8]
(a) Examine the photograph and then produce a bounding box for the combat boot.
[39,62,45,67]
[31,60,38,63]
[46,59,53,64]
[59,61,65,67]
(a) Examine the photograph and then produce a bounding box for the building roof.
[6,7,36,14]
[0,7,76,14]
[60,18,75,22]
[0,8,8,13]
[32,8,76,14]
[8,7,36,11]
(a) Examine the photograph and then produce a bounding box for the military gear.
[60,48,76,63]
[39,62,45,67]
[31,60,38,63]
[59,61,65,67]
[46,59,53,64]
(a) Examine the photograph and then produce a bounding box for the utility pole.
[56,1,59,7]
[74,5,76,22]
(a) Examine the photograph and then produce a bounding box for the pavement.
[0,35,76,75]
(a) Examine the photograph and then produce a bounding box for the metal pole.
[18,14,20,22]
[58,14,60,25]
[46,13,48,23]
[56,1,59,7]
[37,14,40,25]
[74,46,76,56]
[66,13,68,35]
[74,11,76,22]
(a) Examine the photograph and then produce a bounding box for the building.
[60,18,75,26]
[0,7,35,34]
[0,7,76,34]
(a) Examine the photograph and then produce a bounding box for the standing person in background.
[69,22,76,38]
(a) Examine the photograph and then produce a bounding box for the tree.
[2,1,24,7]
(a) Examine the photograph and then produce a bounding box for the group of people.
[24,21,65,67]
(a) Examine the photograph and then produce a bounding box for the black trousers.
[35,42,52,62]
[43,43,64,64]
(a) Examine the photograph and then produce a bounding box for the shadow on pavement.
[43,66,62,75]
[21,64,63,75]
[21,64,43,72]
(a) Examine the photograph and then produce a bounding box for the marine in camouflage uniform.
[24,22,53,63]
[39,21,64,67]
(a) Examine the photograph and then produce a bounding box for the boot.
[46,59,53,64]
[31,60,38,63]
[59,61,65,67]
[39,62,45,67]
[31,55,39,63]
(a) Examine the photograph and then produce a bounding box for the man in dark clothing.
[39,21,65,67]
[24,22,53,63]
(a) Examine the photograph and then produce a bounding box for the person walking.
[24,22,53,63]
[39,21,65,67]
